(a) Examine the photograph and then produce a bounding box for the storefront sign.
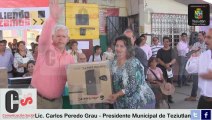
[0,0,49,30]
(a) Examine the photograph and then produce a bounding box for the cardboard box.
[0,67,8,88]
[66,61,112,105]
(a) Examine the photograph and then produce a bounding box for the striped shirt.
[151,44,163,57]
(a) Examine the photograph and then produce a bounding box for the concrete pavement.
[169,82,199,109]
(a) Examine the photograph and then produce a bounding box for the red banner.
[0,0,49,8]
[106,8,119,16]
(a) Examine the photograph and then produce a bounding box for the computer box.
[85,69,101,95]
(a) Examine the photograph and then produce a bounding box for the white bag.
[166,69,173,78]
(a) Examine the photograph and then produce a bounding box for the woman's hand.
[23,63,27,68]
[155,81,161,84]
[106,94,119,104]
[106,90,124,104]
[18,63,27,68]
[165,64,170,69]
[157,80,165,86]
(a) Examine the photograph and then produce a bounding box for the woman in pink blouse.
[147,57,165,108]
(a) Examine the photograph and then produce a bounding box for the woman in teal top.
[108,35,155,109]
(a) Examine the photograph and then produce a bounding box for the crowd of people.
[1,0,212,109]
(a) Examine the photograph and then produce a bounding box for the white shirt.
[186,50,212,97]
[103,51,114,60]
[88,54,102,62]
[140,44,152,60]
[177,40,189,57]
[14,51,34,73]
[186,57,199,74]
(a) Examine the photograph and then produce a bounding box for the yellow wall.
[66,0,127,16]
[65,3,99,39]
[58,0,128,25]
[2,0,127,47]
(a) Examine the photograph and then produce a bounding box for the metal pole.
[0,30,3,40]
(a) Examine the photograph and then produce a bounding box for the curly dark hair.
[113,35,134,59]
[135,36,145,46]
[17,41,25,46]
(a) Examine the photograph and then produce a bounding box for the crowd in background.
[0,29,210,109]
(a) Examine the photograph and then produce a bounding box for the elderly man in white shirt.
[186,28,212,109]
[185,51,199,101]
[177,33,189,87]
[185,32,208,101]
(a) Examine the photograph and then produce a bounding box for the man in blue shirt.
[0,40,13,78]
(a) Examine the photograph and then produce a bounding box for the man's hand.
[165,64,170,69]
[200,70,212,80]
[50,0,63,21]
[191,52,200,57]
[191,47,201,51]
